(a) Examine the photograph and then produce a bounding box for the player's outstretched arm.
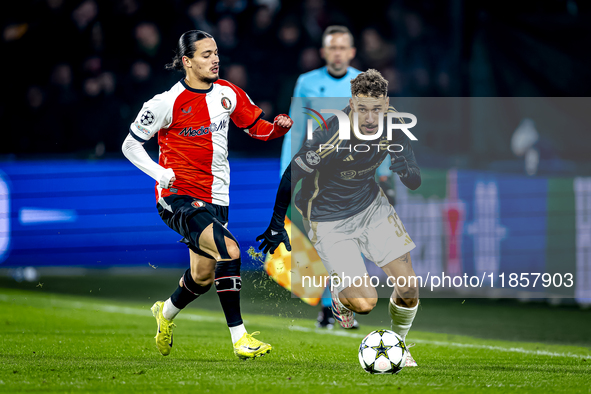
[245,114,293,142]
[257,163,293,254]
[122,133,176,189]
[257,161,308,254]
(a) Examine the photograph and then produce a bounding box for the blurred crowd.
[3,0,590,169]
[2,0,454,157]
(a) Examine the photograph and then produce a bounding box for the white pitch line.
[96,304,225,323]
[288,324,364,339]
[410,339,591,359]
[0,294,226,323]
[2,294,590,359]
[288,325,591,360]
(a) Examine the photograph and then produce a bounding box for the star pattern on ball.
[371,338,393,360]
[359,341,369,352]
[394,338,407,353]
[363,360,375,373]
[390,359,403,374]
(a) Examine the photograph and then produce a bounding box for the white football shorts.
[306,189,416,294]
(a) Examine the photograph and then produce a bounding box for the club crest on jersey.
[140,110,155,126]
[191,200,205,208]
[341,170,357,180]
[221,97,232,110]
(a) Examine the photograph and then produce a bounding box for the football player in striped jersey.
[122,30,292,359]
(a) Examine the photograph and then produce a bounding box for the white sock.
[389,297,419,341]
[162,298,181,321]
[229,324,247,344]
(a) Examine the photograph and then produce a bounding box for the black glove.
[389,155,409,177]
[256,225,292,254]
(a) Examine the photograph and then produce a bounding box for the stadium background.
[1,0,590,337]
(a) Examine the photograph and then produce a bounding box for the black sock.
[170,269,212,309]
[217,291,243,327]
[215,258,243,327]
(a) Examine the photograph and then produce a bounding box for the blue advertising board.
[0,159,278,269]
[456,171,548,288]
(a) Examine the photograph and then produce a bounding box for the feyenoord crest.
[140,110,155,126]
[191,200,205,208]
[221,97,232,110]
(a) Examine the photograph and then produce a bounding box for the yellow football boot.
[151,301,176,356]
[233,331,272,359]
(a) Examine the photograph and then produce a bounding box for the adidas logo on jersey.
[343,155,354,162]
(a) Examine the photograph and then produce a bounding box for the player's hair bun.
[165,30,213,74]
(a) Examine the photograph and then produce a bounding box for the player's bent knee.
[194,275,214,287]
[210,221,240,261]
[189,266,215,286]
[182,268,213,295]
[349,298,377,314]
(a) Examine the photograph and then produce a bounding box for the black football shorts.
[157,194,237,259]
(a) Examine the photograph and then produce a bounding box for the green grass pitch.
[1,288,590,393]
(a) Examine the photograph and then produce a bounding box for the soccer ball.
[358,330,407,374]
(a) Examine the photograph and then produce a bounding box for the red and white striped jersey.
[130,79,264,206]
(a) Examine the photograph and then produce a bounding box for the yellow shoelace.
[245,331,262,346]
[162,322,176,339]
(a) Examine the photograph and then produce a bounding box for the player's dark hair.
[350,69,388,97]
[322,25,354,47]
[165,30,214,74]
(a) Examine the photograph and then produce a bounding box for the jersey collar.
[181,79,214,94]
[325,66,349,80]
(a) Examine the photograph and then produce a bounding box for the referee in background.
[280,25,361,329]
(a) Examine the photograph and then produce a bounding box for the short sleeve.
[129,93,173,141]
[226,82,264,130]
